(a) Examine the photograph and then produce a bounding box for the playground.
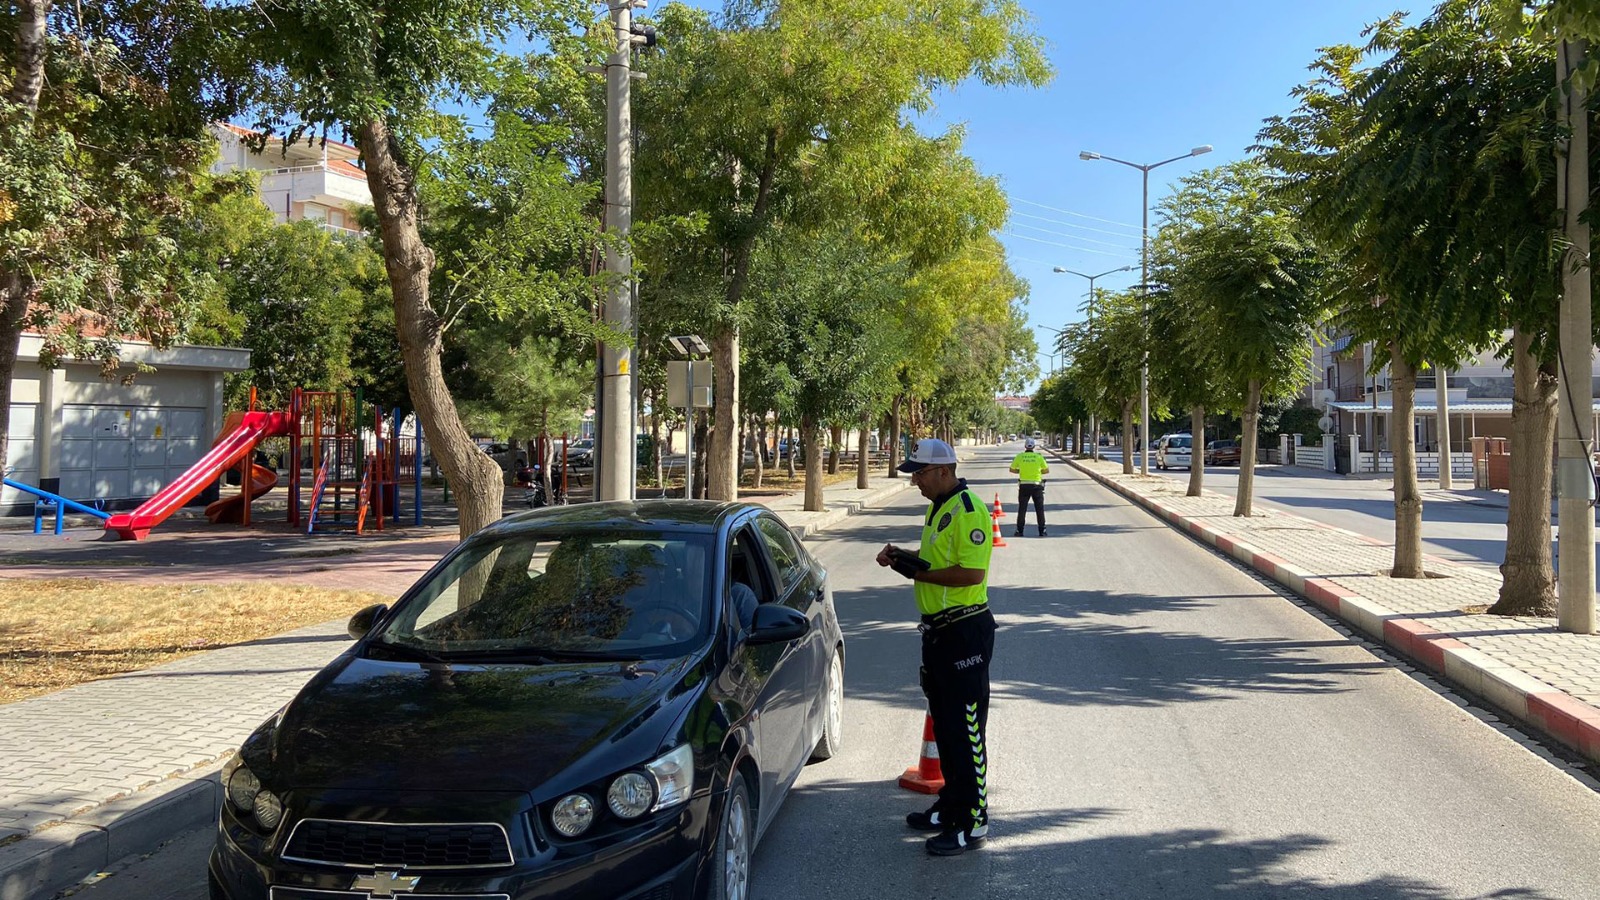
[3,387,431,542]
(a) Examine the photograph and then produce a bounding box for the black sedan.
[209,500,844,900]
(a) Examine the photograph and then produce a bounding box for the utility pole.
[1436,365,1451,490]
[1557,38,1595,634]
[596,0,653,502]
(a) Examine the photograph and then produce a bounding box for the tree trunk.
[785,424,797,479]
[708,328,739,499]
[737,417,748,486]
[651,409,663,489]
[827,424,842,474]
[856,410,871,489]
[802,415,825,511]
[1491,328,1558,615]
[1120,399,1135,475]
[1073,421,1083,457]
[0,0,52,477]
[708,131,778,502]
[749,414,764,490]
[1235,381,1263,517]
[887,396,904,477]
[357,119,500,539]
[694,410,709,499]
[1389,346,1425,578]
[1187,405,1205,497]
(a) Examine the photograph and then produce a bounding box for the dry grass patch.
[0,578,388,705]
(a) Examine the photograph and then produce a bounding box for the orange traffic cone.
[990,494,1007,548]
[898,712,944,794]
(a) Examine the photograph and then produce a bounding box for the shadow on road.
[833,584,1384,713]
[754,774,1554,899]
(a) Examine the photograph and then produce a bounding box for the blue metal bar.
[5,478,111,520]
[414,424,423,527]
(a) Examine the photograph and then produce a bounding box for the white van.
[1156,433,1193,470]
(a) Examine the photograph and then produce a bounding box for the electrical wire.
[1010,198,1142,232]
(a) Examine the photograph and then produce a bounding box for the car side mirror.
[347,603,389,640]
[745,604,808,645]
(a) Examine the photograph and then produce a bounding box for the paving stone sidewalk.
[1059,453,1600,770]
[0,473,911,900]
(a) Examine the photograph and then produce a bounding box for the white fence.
[1354,450,1474,476]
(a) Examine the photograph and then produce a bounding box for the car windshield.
[371,531,713,661]
[1168,436,1191,449]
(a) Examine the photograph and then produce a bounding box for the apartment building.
[209,123,372,234]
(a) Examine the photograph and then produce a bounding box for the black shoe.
[1012,530,1024,538]
[925,823,988,856]
[1038,529,1047,537]
[906,805,947,832]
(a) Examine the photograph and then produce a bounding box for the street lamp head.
[1078,151,1100,161]
[1052,266,1067,273]
[1190,145,1213,157]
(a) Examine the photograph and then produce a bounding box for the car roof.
[481,500,754,539]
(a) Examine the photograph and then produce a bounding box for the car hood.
[266,652,703,794]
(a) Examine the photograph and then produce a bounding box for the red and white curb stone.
[1062,455,1600,767]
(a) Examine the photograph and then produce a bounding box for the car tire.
[809,651,844,763]
[709,776,753,900]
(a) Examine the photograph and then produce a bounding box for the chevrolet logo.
[350,869,421,898]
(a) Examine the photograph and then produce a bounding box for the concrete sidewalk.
[0,473,911,900]
[1057,453,1600,770]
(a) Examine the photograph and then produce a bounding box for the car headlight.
[253,789,285,831]
[551,793,596,837]
[607,772,654,819]
[226,761,261,812]
[645,744,694,812]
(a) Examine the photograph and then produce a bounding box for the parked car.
[208,501,844,900]
[480,441,519,472]
[1156,433,1193,470]
[1205,439,1243,466]
[564,437,595,468]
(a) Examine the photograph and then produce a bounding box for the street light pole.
[1055,264,1134,462]
[1079,145,1212,476]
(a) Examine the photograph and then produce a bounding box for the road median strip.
[1054,450,1600,772]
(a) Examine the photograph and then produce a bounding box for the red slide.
[205,463,279,524]
[106,411,295,541]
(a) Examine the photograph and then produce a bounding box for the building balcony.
[258,164,372,212]
[1335,384,1366,402]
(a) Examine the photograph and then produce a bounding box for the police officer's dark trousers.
[920,607,996,829]
[1017,483,1045,532]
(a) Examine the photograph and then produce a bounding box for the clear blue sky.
[902,1,1416,382]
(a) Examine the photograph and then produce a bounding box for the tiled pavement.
[1060,454,1600,766]
[0,474,912,900]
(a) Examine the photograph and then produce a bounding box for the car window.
[730,526,777,604]
[755,516,806,591]
[1171,436,1191,449]
[375,531,713,659]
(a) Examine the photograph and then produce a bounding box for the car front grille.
[281,819,514,870]
[268,883,505,890]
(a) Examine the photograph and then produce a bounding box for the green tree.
[1062,291,1147,475]
[1156,162,1325,516]
[632,0,1050,500]
[1258,2,1576,595]
[230,0,591,539]
[1,0,230,474]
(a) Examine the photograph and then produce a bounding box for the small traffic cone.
[990,494,1007,548]
[898,712,944,794]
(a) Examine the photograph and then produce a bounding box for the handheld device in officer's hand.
[887,547,930,580]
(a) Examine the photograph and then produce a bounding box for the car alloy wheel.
[714,778,752,900]
[810,651,843,762]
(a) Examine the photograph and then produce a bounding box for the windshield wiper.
[367,641,447,664]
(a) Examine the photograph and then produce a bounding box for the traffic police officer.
[876,437,996,856]
[1009,437,1049,537]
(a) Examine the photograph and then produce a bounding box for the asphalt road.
[1103,448,1521,574]
[61,447,1600,899]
